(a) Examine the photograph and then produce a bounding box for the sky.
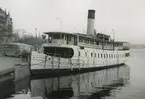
[0,0,145,44]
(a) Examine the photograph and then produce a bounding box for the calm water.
[0,49,145,99]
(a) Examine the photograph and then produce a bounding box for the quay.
[0,54,30,82]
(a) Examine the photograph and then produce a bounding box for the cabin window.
[101,54,102,58]
[74,36,77,45]
[90,40,94,44]
[43,47,74,58]
[125,53,130,57]
[96,41,99,45]
[104,54,105,58]
[53,34,61,39]
[79,37,83,43]
[91,53,93,57]
[80,46,84,49]
[65,36,67,40]
[98,53,100,58]
[87,39,89,44]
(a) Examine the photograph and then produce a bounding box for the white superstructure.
[31,32,130,71]
[30,10,130,74]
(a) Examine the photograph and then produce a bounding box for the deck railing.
[31,52,88,70]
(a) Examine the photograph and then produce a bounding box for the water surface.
[0,49,145,99]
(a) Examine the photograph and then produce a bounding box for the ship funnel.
[87,9,95,35]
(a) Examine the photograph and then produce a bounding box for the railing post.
[44,55,47,70]
[78,58,80,70]
[52,56,54,70]
[70,58,73,71]
[58,57,60,70]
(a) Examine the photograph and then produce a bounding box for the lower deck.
[31,48,129,72]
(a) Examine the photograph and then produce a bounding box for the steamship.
[30,10,130,75]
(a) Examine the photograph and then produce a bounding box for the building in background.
[0,7,13,44]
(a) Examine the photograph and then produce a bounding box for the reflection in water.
[0,79,15,99]
[30,65,130,99]
[0,65,130,99]
[0,76,30,99]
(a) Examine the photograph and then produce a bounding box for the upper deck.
[42,32,130,50]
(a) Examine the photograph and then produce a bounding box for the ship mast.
[112,29,115,50]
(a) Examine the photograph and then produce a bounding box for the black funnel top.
[88,10,95,19]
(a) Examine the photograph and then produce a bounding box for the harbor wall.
[0,55,30,82]
[15,65,30,81]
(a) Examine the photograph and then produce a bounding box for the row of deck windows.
[79,51,130,58]
[90,53,125,58]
